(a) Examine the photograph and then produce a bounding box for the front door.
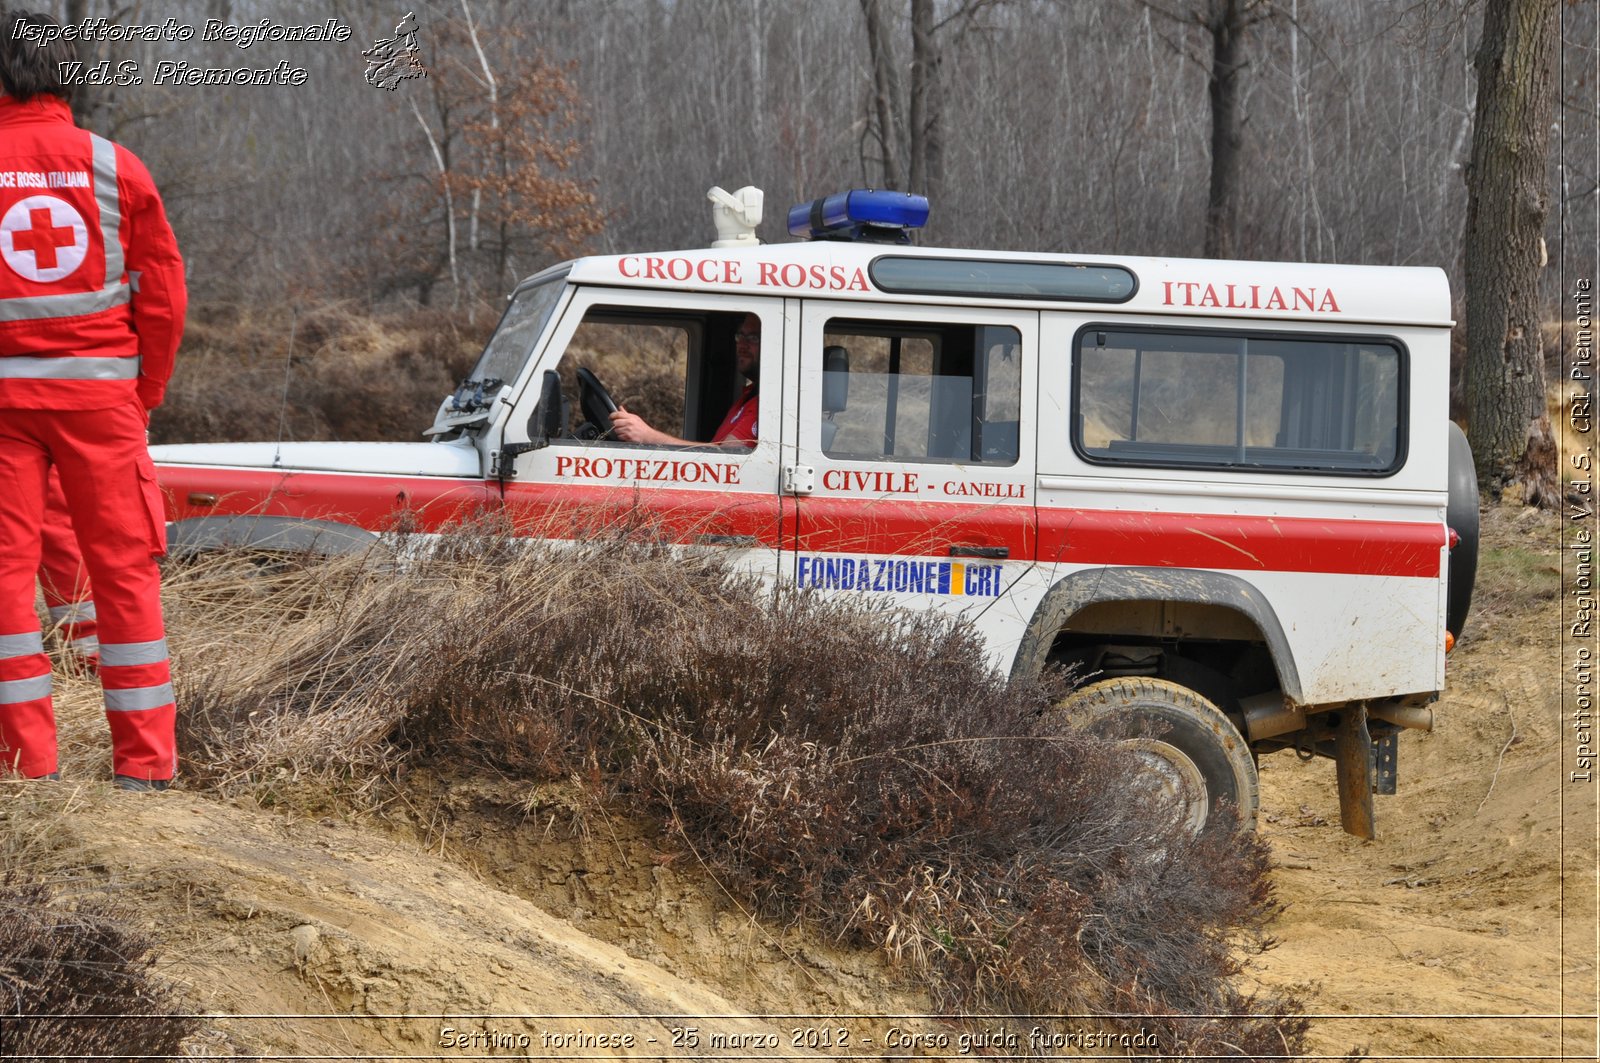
[503,288,786,576]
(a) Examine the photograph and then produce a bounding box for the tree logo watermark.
[363,11,426,90]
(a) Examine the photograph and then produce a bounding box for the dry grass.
[0,879,197,1061]
[162,525,1309,1056]
[154,300,710,448]
[0,782,197,1063]
[151,301,483,446]
[1457,502,1563,644]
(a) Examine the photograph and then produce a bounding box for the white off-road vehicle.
[154,187,1478,837]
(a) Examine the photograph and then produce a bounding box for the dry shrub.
[0,881,196,1061]
[151,302,482,446]
[172,526,1306,1055]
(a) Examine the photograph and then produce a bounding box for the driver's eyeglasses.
[735,330,760,341]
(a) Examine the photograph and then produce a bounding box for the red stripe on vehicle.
[158,465,1442,578]
[789,497,1033,560]
[1039,508,1442,577]
[158,466,494,531]
[503,481,783,544]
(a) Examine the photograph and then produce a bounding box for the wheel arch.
[1009,566,1303,702]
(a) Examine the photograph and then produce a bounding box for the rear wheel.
[1059,677,1259,833]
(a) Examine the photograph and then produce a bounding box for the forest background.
[36,0,1600,483]
[5,5,1597,1056]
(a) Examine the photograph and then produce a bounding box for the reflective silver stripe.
[0,632,45,658]
[0,132,130,324]
[90,134,124,284]
[104,683,174,712]
[100,639,168,667]
[0,284,131,322]
[0,673,52,704]
[71,635,100,655]
[48,601,97,624]
[0,355,139,380]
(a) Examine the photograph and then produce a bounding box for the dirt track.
[5,504,1596,1061]
[1249,504,1597,1060]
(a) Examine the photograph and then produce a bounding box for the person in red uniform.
[39,469,98,672]
[608,313,760,446]
[0,10,186,790]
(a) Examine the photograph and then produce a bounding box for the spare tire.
[1446,421,1480,637]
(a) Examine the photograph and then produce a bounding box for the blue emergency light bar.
[788,189,930,242]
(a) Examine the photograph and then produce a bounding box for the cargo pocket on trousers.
[135,455,169,558]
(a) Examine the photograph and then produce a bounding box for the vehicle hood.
[149,440,483,478]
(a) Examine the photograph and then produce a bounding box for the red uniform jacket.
[0,93,185,410]
[711,383,758,445]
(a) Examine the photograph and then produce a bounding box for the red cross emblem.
[1,194,89,283]
[12,208,76,270]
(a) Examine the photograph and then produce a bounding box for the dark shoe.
[113,775,169,792]
[29,772,60,781]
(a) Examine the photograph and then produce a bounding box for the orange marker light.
[1444,631,1456,654]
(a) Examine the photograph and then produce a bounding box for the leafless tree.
[1136,0,1281,258]
[1461,0,1560,503]
[19,0,1581,450]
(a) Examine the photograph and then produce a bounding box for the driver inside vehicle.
[608,313,760,447]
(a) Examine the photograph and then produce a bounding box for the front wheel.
[1059,677,1259,833]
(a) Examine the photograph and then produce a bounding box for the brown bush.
[0,880,196,1061]
[171,528,1308,1055]
[151,302,483,445]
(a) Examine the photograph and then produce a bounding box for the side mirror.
[822,345,849,414]
[531,370,563,441]
[502,371,564,464]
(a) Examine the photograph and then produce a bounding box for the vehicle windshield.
[465,272,568,389]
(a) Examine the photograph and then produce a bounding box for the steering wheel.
[574,366,619,439]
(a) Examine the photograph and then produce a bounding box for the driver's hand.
[609,406,657,444]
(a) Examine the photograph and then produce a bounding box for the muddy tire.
[1059,677,1259,833]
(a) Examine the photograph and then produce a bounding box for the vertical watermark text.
[1569,277,1596,785]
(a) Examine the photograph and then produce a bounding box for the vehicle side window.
[558,317,691,437]
[1074,327,1404,474]
[549,306,755,444]
[821,319,1022,465]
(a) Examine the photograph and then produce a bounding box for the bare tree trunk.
[908,0,943,199]
[1462,0,1559,504]
[408,94,459,301]
[1203,0,1246,259]
[1134,0,1270,259]
[65,0,93,126]
[461,0,504,292]
[860,0,903,189]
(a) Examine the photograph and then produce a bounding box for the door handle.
[698,534,760,547]
[949,544,1008,559]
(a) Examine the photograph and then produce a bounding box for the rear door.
[786,299,1038,641]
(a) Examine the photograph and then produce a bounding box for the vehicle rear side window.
[1073,327,1404,474]
[822,320,1022,465]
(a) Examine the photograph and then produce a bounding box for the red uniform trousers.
[38,469,99,669]
[0,402,173,780]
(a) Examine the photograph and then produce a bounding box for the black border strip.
[869,255,1139,303]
